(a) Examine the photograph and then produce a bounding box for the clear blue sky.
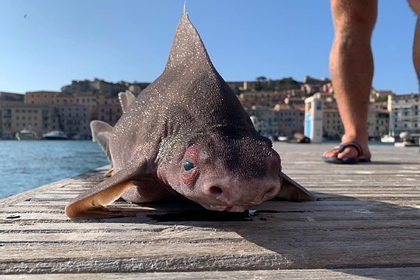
[0,0,418,94]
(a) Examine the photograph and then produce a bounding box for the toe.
[323,146,339,158]
[337,146,360,159]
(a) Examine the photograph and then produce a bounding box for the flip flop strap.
[338,141,362,157]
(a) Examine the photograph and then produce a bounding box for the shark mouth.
[208,204,251,212]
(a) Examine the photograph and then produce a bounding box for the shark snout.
[204,179,280,207]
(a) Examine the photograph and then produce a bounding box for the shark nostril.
[209,186,223,196]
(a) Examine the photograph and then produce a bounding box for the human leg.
[323,0,377,161]
[408,0,420,85]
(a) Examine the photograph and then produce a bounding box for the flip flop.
[322,141,371,164]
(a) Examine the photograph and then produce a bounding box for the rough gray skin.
[65,9,314,218]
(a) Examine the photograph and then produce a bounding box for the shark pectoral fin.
[276,172,316,202]
[65,167,140,218]
[65,181,136,218]
[118,90,136,113]
[104,168,113,177]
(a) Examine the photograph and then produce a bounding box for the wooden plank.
[2,268,420,280]
[0,267,419,279]
[0,143,419,278]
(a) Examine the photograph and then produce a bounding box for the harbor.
[1,142,419,279]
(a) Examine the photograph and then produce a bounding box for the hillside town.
[0,76,419,142]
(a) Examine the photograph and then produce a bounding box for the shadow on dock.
[68,192,420,280]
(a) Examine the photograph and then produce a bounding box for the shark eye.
[183,161,195,171]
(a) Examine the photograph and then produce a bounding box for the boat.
[43,130,68,140]
[381,134,395,143]
[16,130,38,140]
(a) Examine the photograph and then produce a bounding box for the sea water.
[0,140,108,199]
[0,140,396,199]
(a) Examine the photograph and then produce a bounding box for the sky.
[0,0,418,95]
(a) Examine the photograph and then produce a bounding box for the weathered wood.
[1,268,420,280]
[0,143,419,278]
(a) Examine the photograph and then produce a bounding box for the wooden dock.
[1,143,420,279]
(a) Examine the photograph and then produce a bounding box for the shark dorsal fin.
[165,6,215,74]
[118,91,136,113]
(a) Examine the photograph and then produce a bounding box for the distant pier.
[1,143,420,279]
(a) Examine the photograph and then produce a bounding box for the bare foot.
[323,139,371,160]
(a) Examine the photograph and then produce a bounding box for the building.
[274,104,305,138]
[56,105,90,139]
[0,92,25,105]
[97,98,123,126]
[61,79,146,97]
[238,91,274,107]
[389,93,420,136]
[75,93,99,120]
[25,91,60,105]
[322,108,344,140]
[245,106,279,138]
[313,92,336,108]
[0,92,25,138]
[371,109,390,139]
[1,104,54,139]
[371,90,394,103]
[55,94,76,106]
[301,76,329,95]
